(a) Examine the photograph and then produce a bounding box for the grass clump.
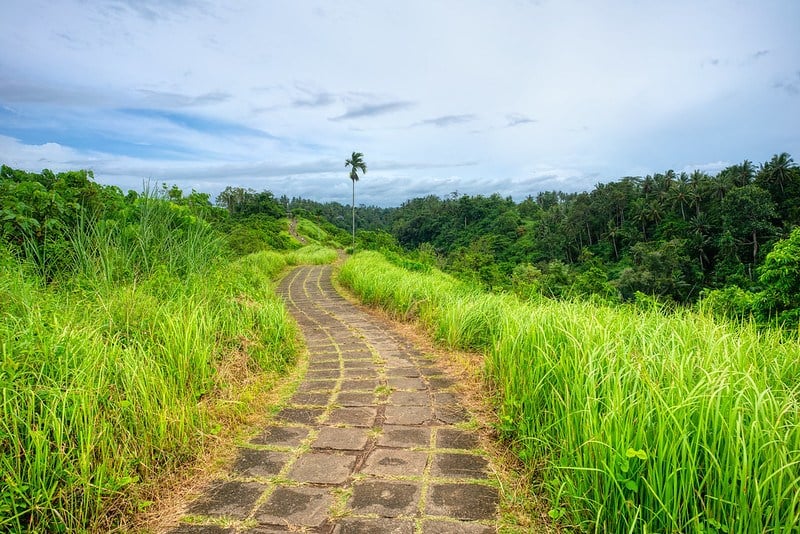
[286,244,338,265]
[339,250,800,533]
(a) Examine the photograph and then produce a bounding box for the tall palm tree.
[345,152,367,246]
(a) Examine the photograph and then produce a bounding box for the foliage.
[0,244,297,532]
[221,214,293,256]
[355,229,402,253]
[339,250,800,533]
[215,186,284,218]
[294,217,348,248]
[301,153,799,309]
[212,187,292,255]
[285,244,338,265]
[0,165,339,531]
[757,226,800,324]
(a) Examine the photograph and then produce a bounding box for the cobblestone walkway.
[171,264,498,533]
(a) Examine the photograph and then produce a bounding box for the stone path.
[170,264,498,533]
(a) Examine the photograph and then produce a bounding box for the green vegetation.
[0,166,338,531]
[4,151,799,532]
[286,244,339,265]
[293,217,349,248]
[300,153,800,325]
[340,251,800,532]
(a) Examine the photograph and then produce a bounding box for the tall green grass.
[0,204,334,530]
[339,251,800,532]
[285,244,339,265]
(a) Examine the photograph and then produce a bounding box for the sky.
[1,0,799,207]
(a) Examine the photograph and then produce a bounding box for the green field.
[340,250,800,532]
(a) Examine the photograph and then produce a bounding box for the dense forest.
[293,153,800,324]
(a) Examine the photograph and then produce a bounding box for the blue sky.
[1,0,798,206]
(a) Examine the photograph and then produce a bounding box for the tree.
[345,151,367,246]
[720,184,777,265]
[757,227,800,323]
[758,152,795,194]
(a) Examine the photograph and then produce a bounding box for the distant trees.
[302,152,799,307]
[216,186,283,218]
[214,186,289,254]
[8,148,797,313]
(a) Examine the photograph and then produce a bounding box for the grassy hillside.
[339,250,800,533]
[0,168,341,531]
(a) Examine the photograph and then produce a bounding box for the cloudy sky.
[1,0,798,206]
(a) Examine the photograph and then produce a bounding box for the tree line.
[298,153,800,322]
[4,152,798,322]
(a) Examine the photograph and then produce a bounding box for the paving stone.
[309,352,340,362]
[426,483,498,521]
[312,426,370,450]
[296,379,337,393]
[384,405,433,425]
[340,349,374,360]
[419,366,445,377]
[333,518,415,533]
[187,480,265,518]
[336,392,376,406]
[422,520,495,533]
[343,359,376,369]
[306,368,341,380]
[336,339,367,350]
[255,486,333,528]
[432,453,489,479]
[232,449,291,477]
[434,392,459,404]
[169,525,234,533]
[386,366,421,377]
[288,452,356,483]
[342,367,379,379]
[436,428,480,450]
[383,357,412,369]
[368,341,401,353]
[290,392,331,406]
[312,360,341,370]
[435,403,470,424]
[362,449,428,477]
[349,480,420,517]
[429,376,456,388]
[388,391,431,406]
[340,378,380,391]
[327,406,377,427]
[387,377,427,390]
[377,425,432,448]
[306,342,336,350]
[250,426,309,447]
[276,407,324,424]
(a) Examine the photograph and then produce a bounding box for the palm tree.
[759,152,795,194]
[345,151,367,246]
[669,173,692,221]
